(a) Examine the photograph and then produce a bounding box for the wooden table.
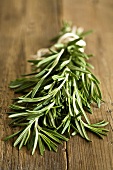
[0,0,113,169]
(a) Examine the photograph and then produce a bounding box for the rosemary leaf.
[4,22,109,155]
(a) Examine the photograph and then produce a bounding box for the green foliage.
[4,22,109,155]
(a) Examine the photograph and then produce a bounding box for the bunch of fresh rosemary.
[4,22,109,155]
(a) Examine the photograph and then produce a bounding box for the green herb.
[4,22,109,155]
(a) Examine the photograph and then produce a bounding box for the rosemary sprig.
[4,22,109,155]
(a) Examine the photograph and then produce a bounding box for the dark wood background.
[0,0,113,170]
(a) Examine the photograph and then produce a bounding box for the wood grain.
[0,1,67,170]
[63,0,113,170]
[0,0,113,170]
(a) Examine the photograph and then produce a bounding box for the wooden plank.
[62,0,113,169]
[0,0,67,170]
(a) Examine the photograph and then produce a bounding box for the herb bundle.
[4,22,109,155]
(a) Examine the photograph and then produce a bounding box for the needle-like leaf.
[4,22,109,155]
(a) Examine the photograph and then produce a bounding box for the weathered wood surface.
[0,0,113,169]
